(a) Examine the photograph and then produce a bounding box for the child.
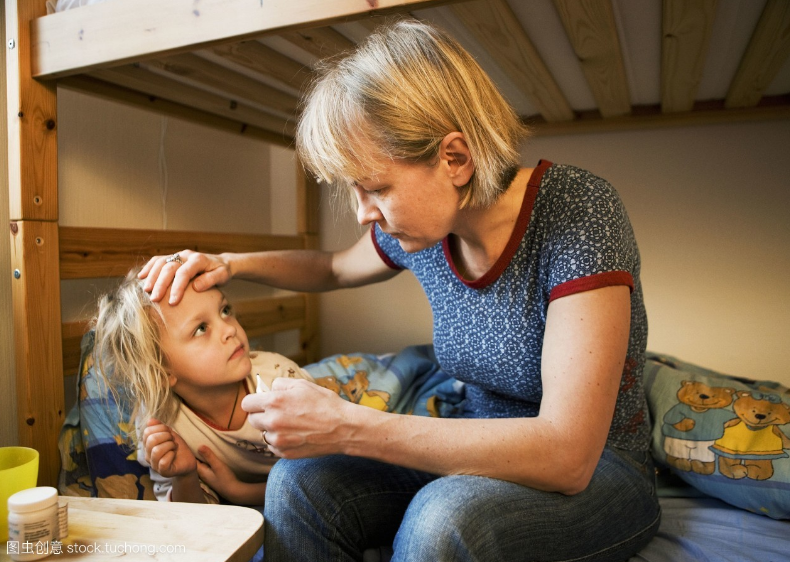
[93,268,313,505]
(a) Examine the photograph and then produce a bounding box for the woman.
[141,19,660,562]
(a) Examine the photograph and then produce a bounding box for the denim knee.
[264,457,323,518]
[264,457,351,562]
[393,476,495,562]
[265,456,439,562]
[391,457,660,562]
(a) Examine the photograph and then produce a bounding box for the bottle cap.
[8,486,58,513]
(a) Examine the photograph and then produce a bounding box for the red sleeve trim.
[370,225,403,271]
[549,271,634,302]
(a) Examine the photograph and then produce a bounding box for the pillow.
[58,331,155,500]
[643,352,790,519]
[304,344,466,418]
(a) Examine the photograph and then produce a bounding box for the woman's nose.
[356,193,382,226]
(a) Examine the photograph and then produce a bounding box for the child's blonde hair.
[296,18,530,210]
[93,268,179,427]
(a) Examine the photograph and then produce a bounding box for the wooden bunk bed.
[4,0,790,512]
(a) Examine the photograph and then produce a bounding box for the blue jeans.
[263,447,660,561]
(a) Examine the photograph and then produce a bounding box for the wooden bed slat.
[31,0,463,80]
[210,41,311,93]
[725,0,790,109]
[90,65,295,139]
[552,0,631,118]
[355,16,392,34]
[59,226,306,280]
[58,75,291,146]
[661,0,719,113]
[280,26,357,60]
[146,52,300,116]
[529,96,790,136]
[235,294,306,339]
[451,0,575,123]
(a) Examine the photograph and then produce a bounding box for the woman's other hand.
[241,378,357,459]
[138,250,232,304]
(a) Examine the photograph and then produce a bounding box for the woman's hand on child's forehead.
[139,251,190,303]
[138,249,225,305]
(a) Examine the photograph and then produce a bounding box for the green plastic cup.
[0,447,39,542]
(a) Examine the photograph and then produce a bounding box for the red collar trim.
[443,160,552,289]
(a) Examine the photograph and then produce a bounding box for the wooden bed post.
[296,162,321,364]
[5,0,63,487]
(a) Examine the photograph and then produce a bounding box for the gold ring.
[261,430,271,447]
[165,253,183,265]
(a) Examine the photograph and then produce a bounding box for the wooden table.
[2,496,263,561]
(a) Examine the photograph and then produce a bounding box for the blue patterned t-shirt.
[372,161,650,451]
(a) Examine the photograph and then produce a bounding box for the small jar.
[7,486,59,561]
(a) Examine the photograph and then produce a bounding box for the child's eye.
[193,323,207,337]
[221,304,233,318]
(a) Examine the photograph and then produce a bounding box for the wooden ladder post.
[5,0,63,487]
[296,162,321,365]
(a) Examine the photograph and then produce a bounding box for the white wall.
[318,120,790,385]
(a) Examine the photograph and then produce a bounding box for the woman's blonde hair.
[296,18,530,209]
[93,269,179,428]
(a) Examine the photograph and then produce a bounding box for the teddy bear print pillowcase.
[643,353,790,520]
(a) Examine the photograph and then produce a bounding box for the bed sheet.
[629,496,789,562]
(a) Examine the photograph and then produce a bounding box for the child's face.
[158,283,251,392]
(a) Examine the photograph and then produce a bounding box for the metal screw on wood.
[14,269,21,279]
[7,39,15,49]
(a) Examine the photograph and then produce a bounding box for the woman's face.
[352,155,463,253]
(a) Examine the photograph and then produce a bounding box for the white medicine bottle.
[7,486,59,561]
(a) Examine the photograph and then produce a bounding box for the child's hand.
[142,418,197,478]
[197,446,262,505]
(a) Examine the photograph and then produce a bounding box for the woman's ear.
[439,132,475,187]
[167,371,178,388]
